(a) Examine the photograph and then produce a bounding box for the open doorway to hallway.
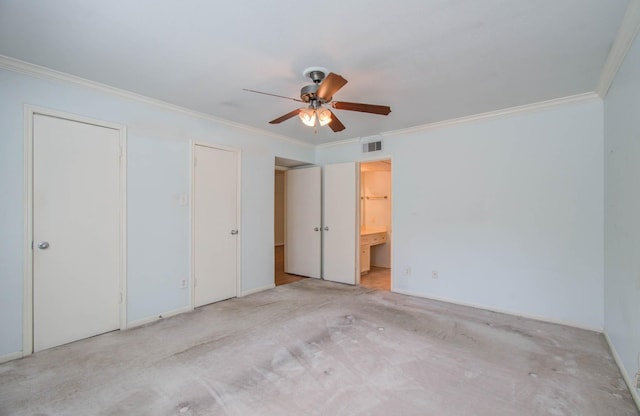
[359,159,392,291]
[274,157,310,286]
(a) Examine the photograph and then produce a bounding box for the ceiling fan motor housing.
[300,84,321,103]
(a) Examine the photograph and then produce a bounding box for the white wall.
[604,29,640,398]
[127,137,190,322]
[0,66,314,358]
[318,98,604,329]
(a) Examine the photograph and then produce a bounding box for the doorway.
[274,157,311,286]
[274,167,304,286]
[359,159,392,291]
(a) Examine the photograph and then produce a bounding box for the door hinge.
[119,292,123,304]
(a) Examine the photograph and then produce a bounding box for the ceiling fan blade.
[331,101,391,115]
[316,73,348,101]
[328,110,346,132]
[243,88,304,103]
[269,109,301,124]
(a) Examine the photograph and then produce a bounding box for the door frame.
[23,105,128,357]
[189,141,242,309]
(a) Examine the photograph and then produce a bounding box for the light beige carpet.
[1,279,637,415]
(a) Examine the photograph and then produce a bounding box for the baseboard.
[126,306,192,329]
[240,283,275,297]
[0,351,23,364]
[391,288,603,333]
[274,243,284,247]
[604,332,640,410]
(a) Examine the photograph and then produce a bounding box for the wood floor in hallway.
[274,245,305,286]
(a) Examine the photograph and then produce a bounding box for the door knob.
[38,241,50,249]
[230,229,238,235]
[323,226,329,231]
[314,227,319,231]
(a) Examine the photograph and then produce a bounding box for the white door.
[193,145,239,307]
[33,114,122,352]
[285,166,321,278]
[323,162,358,285]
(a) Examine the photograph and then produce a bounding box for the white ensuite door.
[193,144,239,307]
[285,166,322,278]
[323,162,358,285]
[32,113,122,352]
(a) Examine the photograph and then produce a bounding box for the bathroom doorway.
[359,159,392,291]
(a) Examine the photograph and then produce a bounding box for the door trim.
[189,142,242,309]
[23,105,128,356]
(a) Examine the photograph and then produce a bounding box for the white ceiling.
[0,0,630,145]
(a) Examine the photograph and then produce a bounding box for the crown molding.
[596,0,640,98]
[380,92,600,138]
[315,92,599,149]
[0,54,314,149]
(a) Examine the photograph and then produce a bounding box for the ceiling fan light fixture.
[299,107,316,126]
[317,108,332,126]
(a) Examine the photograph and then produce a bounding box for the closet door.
[323,162,358,285]
[193,145,239,307]
[285,166,322,278]
[32,113,122,352]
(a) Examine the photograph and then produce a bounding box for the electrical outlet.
[432,270,439,279]
[180,279,188,289]
[404,267,411,276]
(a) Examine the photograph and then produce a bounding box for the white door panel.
[33,114,121,352]
[193,145,238,307]
[285,167,321,278]
[323,163,358,285]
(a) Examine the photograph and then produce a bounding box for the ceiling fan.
[243,67,391,132]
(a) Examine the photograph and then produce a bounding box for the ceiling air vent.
[363,140,382,153]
